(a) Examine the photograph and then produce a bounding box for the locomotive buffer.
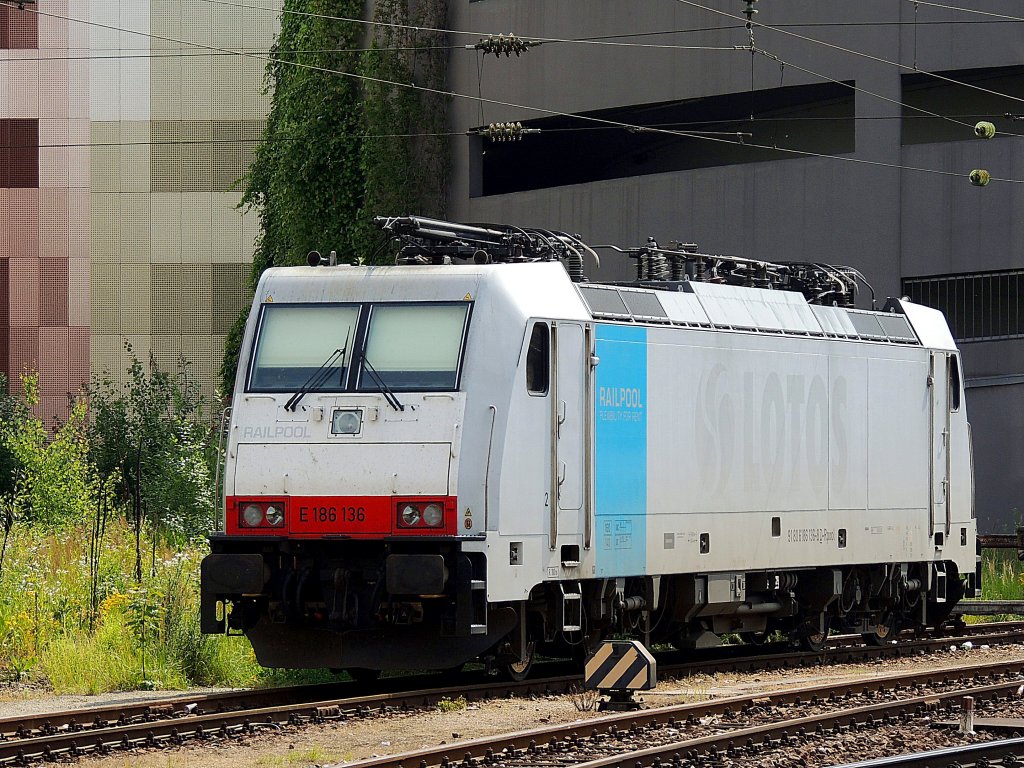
[584,640,657,711]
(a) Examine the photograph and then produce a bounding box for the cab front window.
[248,304,359,391]
[358,303,470,391]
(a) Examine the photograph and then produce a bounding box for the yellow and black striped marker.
[584,640,657,693]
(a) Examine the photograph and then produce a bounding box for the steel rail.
[568,678,1024,768]
[3,622,1023,764]
[348,660,1024,768]
[831,735,1024,767]
[4,620,1019,740]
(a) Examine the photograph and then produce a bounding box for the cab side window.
[949,355,961,412]
[526,323,549,395]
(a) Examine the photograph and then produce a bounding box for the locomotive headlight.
[265,504,285,527]
[331,408,362,435]
[242,503,264,527]
[401,504,421,526]
[422,503,444,528]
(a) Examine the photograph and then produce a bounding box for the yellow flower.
[99,593,130,618]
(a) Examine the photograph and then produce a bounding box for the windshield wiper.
[285,338,348,412]
[361,354,404,412]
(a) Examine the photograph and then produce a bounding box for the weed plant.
[954,549,1024,624]
[436,695,467,713]
[979,549,1023,601]
[0,521,259,692]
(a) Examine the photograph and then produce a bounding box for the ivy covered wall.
[222,0,450,394]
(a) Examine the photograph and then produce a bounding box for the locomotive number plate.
[289,496,392,535]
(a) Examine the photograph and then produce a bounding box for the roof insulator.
[469,33,540,57]
[468,122,540,142]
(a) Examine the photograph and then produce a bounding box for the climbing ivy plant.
[354,0,450,254]
[241,0,366,275]
[226,0,450,396]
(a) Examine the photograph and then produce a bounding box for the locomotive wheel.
[740,630,771,646]
[799,629,828,652]
[862,614,896,646]
[502,642,535,682]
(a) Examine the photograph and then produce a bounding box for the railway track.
[3,621,1023,765]
[834,738,1024,767]
[352,661,1024,768]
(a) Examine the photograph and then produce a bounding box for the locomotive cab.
[201,256,583,672]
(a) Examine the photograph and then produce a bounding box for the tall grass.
[980,549,1024,601]
[0,521,259,692]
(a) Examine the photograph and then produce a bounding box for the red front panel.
[225,496,458,537]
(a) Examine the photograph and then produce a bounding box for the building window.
[903,270,1024,341]
[473,81,855,197]
[0,119,38,188]
[0,6,38,49]
[902,65,1024,146]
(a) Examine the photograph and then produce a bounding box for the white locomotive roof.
[889,298,958,351]
[577,280,922,346]
[685,281,823,334]
[256,262,591,322]
[256,262,942,350]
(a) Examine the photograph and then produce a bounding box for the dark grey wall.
[446,1,1024,532]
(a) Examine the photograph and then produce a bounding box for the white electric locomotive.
[202,216,979,677]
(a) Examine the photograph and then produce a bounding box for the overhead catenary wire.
[2,110,1017,152]
[192,0,1024,48]
[4,0,1019,132]
[672,0,1024,106]
[749,46,1022,138]
[0,46,459,62]
[2,1,1022,184]
[905,0,1024,24]
[7,111,1020,153]
[4,2,1016,139]
[143,0,1024,112]
[3,17,1019,57]
[191,0,744,52]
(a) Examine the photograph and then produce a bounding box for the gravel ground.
[0,683,238,722]
[7,642,1024,768]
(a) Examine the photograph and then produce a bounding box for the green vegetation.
[0,355,260,692]
[436,695,467,713]
[357,0,449,248]
[979,549,1024,601]
[241,0,366,278]
[960,548,1024,624]
[222,0,450,394]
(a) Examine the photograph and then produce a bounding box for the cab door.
[930,352,950,540]
[549,322,588,550]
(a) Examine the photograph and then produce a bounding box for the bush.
[0,374,95,529]
[1,523,258,692]
[0,360,258,692]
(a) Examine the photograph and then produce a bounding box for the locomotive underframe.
[202,535,975,671]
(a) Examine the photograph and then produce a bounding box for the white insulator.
[969,169,991,187]
[974,121,996,139]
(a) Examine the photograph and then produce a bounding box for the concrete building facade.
[5,1,1023,532]
[447,1,1024,532]
[0,0,281,419]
